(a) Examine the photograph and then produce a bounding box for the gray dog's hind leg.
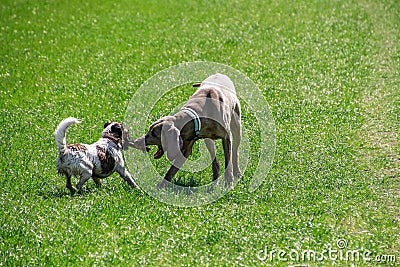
[205,138,220,181]
[222,137,234,189]
[230,109,242,178]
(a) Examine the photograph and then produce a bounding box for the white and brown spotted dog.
[55,117,138,193]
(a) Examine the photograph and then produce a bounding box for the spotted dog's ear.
[110,123,123,137]
[121,124,132,151]
[104,122,112,128]
[111,123,121,131]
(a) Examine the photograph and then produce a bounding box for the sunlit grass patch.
[0,0,399,266]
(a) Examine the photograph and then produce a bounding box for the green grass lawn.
[1,0,399,266]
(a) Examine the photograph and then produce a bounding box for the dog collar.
[182,107,201,139]
[103,135,122,148]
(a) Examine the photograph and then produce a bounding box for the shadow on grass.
[37,186,99,199]
[173,176,201,187]
[38,182,141,199]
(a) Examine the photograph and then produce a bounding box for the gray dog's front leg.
[158,165,180,189]
[158,140,194,189]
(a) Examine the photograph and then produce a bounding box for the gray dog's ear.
[161,121,182,162]
[192,82,201,87]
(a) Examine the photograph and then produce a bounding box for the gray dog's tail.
[55,117,80,153]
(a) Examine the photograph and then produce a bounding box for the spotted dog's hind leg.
[75,167,93,191]
[65,174,77,193]
[92,177,102,187]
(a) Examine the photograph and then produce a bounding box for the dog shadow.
[38,186,99,199]
[38,181,141,199]
[173,177,200,188]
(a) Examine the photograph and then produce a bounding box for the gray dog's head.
[130,116,183,162]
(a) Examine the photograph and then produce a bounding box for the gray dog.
[55,118,138,192]
[131,73,242,189]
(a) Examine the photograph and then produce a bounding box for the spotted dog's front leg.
[116,166,138,188]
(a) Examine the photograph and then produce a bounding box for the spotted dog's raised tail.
[55,117,80,153]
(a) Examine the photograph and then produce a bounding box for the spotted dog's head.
[102,122,132,150]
